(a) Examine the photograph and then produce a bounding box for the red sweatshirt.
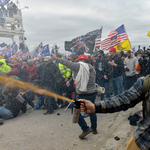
[26,64,37,81]
[9,63,21,75]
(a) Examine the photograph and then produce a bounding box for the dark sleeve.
[102,57,108,76]
[21,103,27,113]
[116,57,124,72]
[95,77,144,113]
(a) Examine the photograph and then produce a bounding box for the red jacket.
[26,64,37,81]
[9,63,21,76]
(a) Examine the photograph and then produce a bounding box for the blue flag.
[42,45,50,56]
[132,47,136,53]
[5,52,11,59]
[35,50,40,58]
[51,49,54,54]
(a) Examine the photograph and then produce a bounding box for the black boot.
[44,111,54,115]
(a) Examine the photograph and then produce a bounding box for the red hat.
[75,54,89,61]
[109,47,116,53]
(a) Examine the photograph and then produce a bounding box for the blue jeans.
[99,80,111,100]
[97,76,111,100]
[0,107,14,119]
[111,76,123,96]
[71,93,97,131]
[2,85,9,103]
[36,95,44,109]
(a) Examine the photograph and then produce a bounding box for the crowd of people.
[0,46,148,142]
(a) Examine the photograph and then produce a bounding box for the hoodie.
[55,57,96,94]
[124,53,138,76]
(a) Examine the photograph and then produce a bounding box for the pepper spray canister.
[72,100,81,123]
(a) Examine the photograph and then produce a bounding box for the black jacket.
[41,62,58,90]
[108,54,124,78]
[4,90,27,117]
[95,55,113,80]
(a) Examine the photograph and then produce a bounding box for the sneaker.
[82,112,89,118]
[79,128,92,139]
[92,129,98,134]
[0,118,4,125]
[32,105,35,111]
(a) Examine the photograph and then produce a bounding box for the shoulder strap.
[142,75,150,118]
[142,75,150,98]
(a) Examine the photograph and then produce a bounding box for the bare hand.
[80,99,96,113]
[51,54,56,59]
[19,92,25,95]
[104,75,108,80]
[66,81,70,87]
[36,90,45,95]
[109,61,117,67]
[65,77,68,82]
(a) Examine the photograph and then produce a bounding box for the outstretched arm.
[81,77,144,114]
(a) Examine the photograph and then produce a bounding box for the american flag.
[76,35,86,49]
[87,28,102,49]
[22,51,31,57]
[101,34,120,50]
[108,24,128,42]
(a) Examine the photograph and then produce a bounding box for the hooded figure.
[0,59,11,73]
[124,49,138,90]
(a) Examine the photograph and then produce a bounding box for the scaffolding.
[0,4,25,45]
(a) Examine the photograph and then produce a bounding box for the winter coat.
[95,56,112,80]
[4,86,27,117]
[55,58,96,94]
[124,54,138,76]
[0,59,11,73]
[41,62,58,91]
[108,54,124,78]
[8,63,21,76]
[26,64,37,81]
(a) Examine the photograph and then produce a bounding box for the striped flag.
[101,38,111,50]
[101,34,120,50]
[95,38,101,49]
[108,24,128,42]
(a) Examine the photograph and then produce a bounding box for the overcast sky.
[2,0,150,53]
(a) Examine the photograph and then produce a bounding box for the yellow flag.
[114,39,131,52]
[147,30,150,37]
